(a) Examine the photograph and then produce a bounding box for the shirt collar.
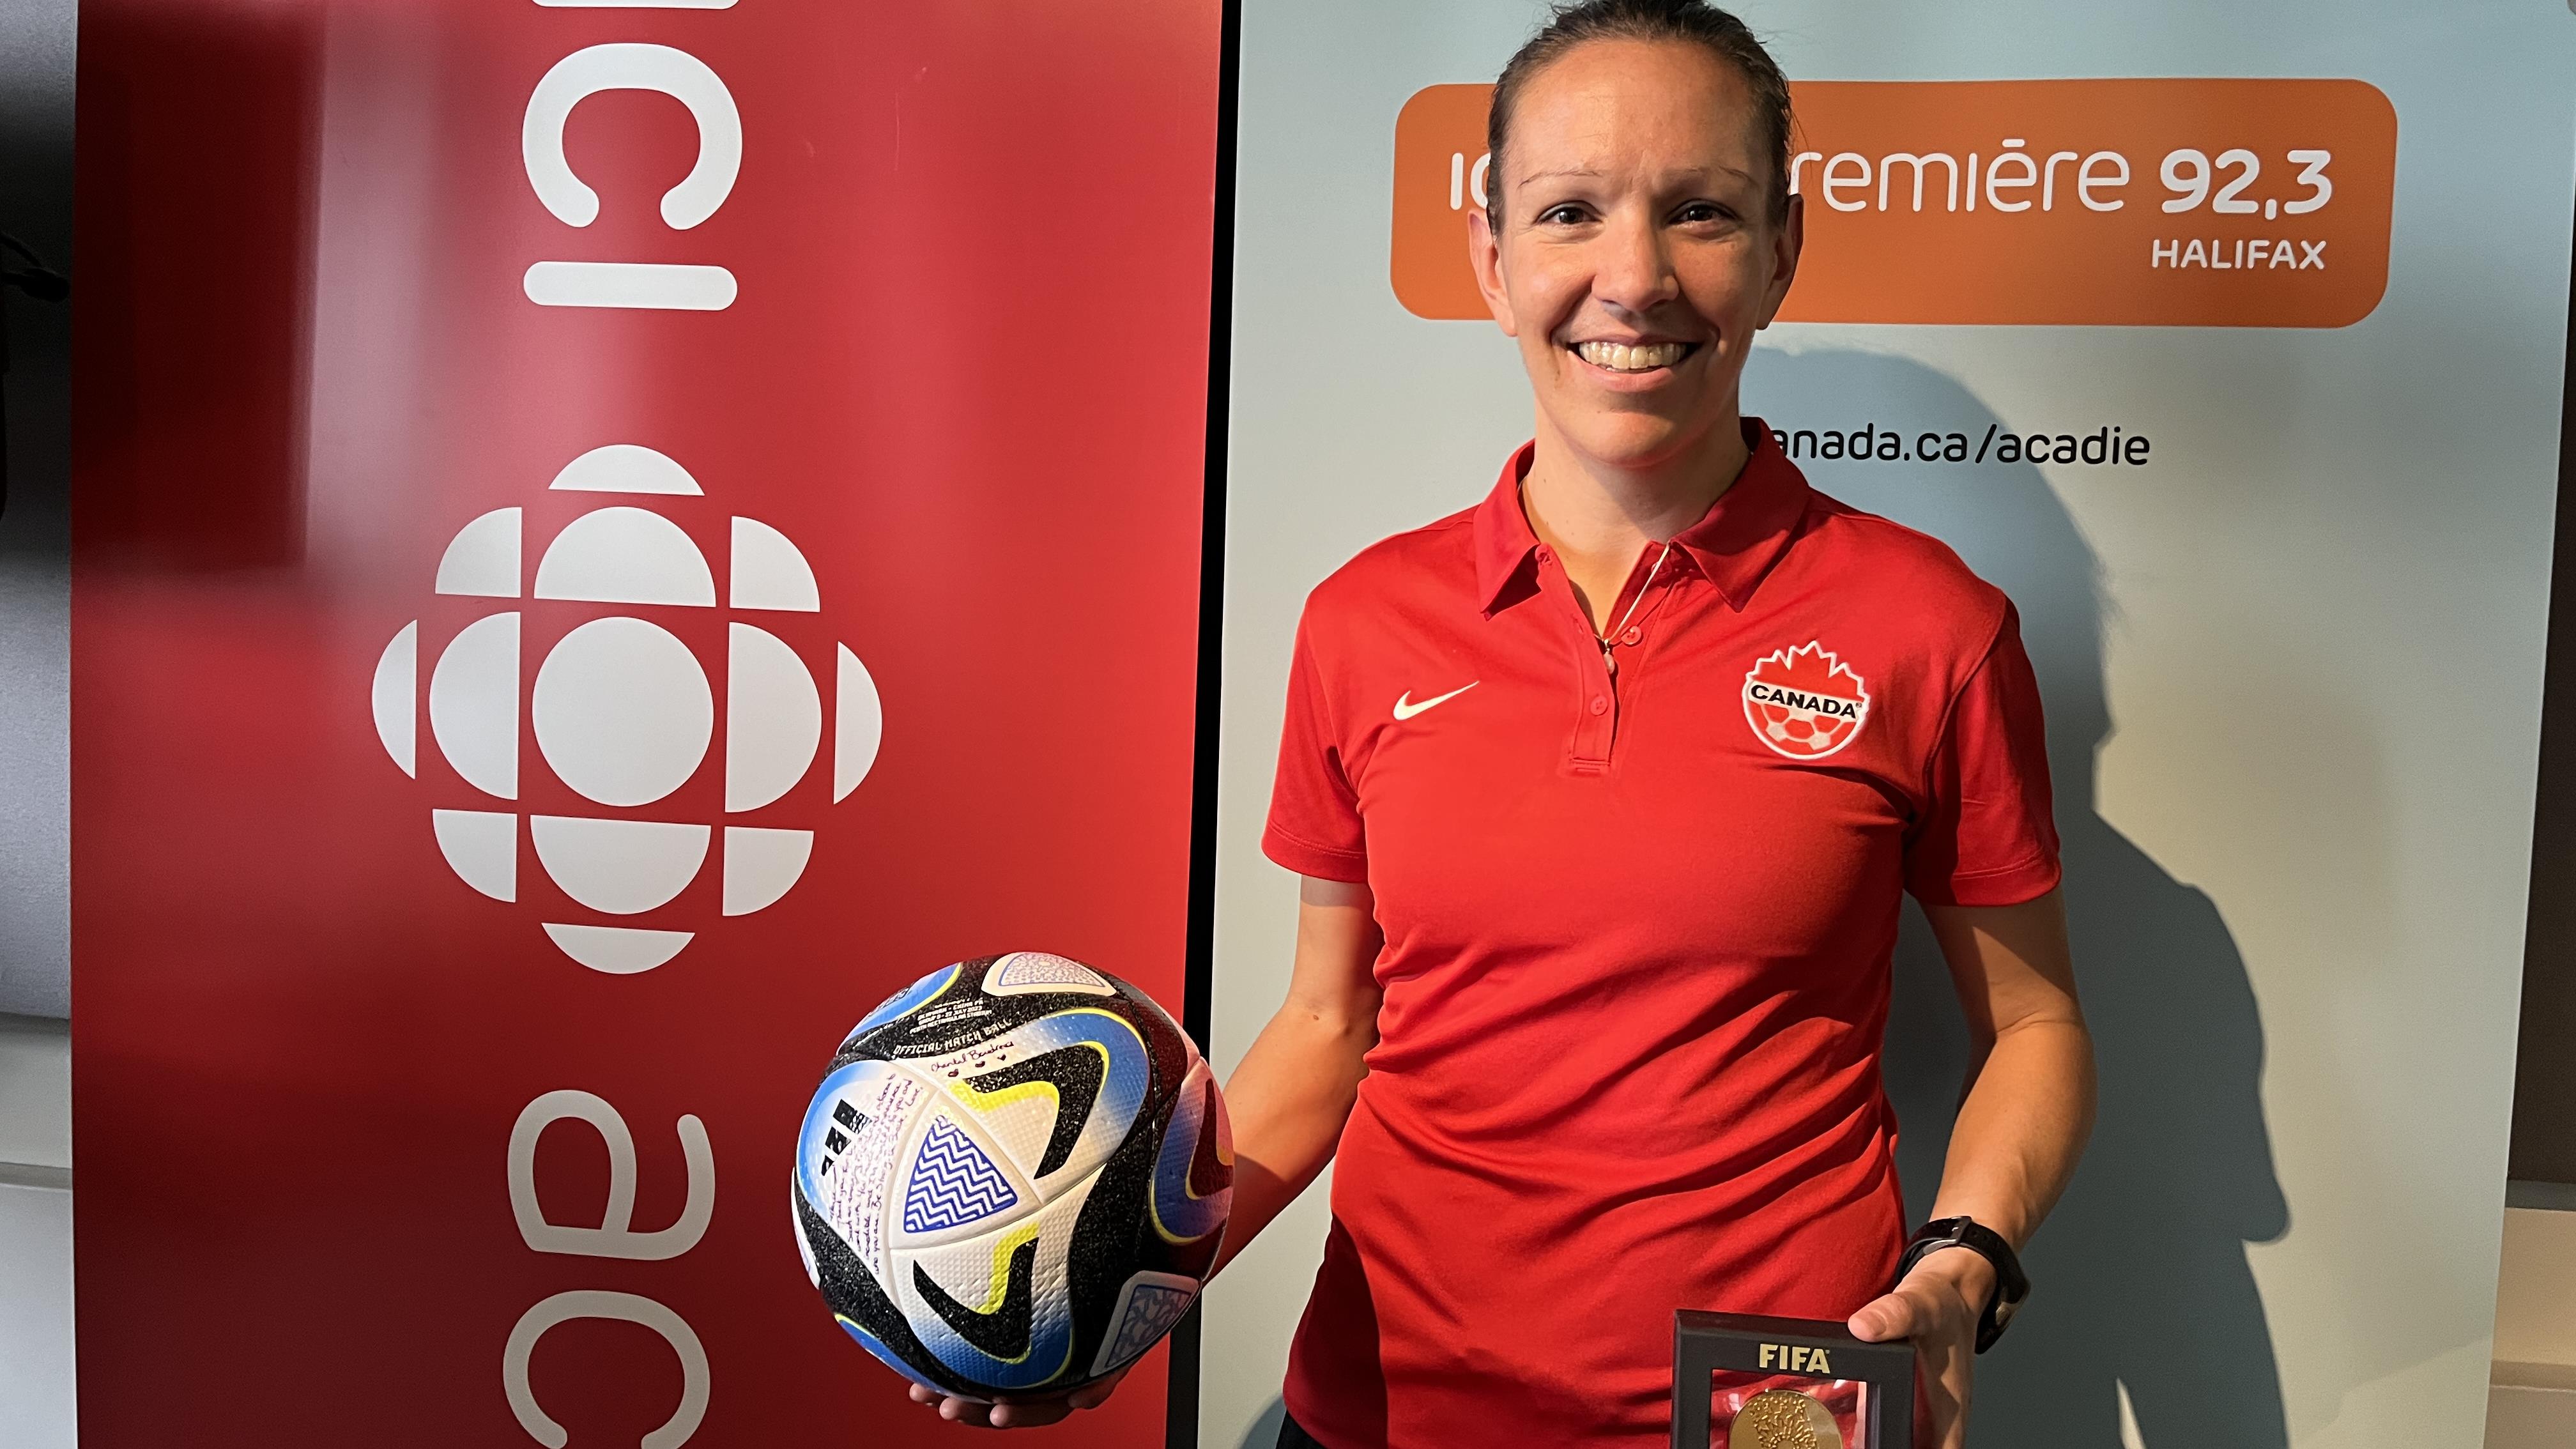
[1472,417,1811,615]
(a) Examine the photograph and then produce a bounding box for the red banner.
[71,1,1220,1444]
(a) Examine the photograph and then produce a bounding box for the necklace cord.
[1514,477,1678,658]
[1600,540,1676,648]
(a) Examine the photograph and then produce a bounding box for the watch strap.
[1896,1217,2028,1354]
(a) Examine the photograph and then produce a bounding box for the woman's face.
[1470,39,1801,476]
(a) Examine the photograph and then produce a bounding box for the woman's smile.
[1567,337,1701,379]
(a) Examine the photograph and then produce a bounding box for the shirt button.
[1620,627,1643,645]
[1589,696,1609,715]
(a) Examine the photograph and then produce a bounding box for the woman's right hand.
[899,875,1380,1431]
[905,1365,1130,1430]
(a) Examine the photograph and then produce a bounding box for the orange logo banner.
[1392,78,2395,327]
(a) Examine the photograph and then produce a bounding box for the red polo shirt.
[1261,421,2059,1448]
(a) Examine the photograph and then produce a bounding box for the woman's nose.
[1591,209,1679,316]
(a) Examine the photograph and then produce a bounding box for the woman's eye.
[1676,203,1728,224]
[1538,204,1590,225]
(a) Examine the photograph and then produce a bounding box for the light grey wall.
[1206,3,2576,1448]
[0,1013,73,1446]
[0,0,77,1020]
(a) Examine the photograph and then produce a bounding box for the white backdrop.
[1202,3,2576,1447]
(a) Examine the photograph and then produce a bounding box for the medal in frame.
[1674,1310,1915,1449]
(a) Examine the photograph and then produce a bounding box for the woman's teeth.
[1575,341,1689,372]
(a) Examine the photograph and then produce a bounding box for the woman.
[916,3,2094,1443]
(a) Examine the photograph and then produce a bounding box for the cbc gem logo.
[366,444,882,973]
[1742,642,1870,761]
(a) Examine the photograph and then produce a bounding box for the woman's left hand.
[1846,1246,1995,1449]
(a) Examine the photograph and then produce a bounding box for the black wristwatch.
[1894,1216,2030,1353]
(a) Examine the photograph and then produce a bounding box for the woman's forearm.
[1211,877,1384,1275]
[1916,891,2096,1255]
[1213,1002,1376,1275]
[1925,1015,2097,1250]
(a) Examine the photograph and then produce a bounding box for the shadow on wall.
[1748,348,2290,1448]
[1238,1398,1287,1449]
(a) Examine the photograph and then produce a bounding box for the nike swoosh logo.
[1393,682,1478,721]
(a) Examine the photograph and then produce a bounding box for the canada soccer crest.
[1742,643,1870,760]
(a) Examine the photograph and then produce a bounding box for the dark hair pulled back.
[1487,0,1793,226]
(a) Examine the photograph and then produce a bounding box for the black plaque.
[1673,1311,1914,1449]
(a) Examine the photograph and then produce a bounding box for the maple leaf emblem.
[1742,642,1871,761]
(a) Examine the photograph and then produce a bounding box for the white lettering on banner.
[524,44,741,229]
[1984,139,2037,212]
[1820,151,1870,211]
[505,1291,712,1449]
[509,1091,716,1261]
[1445,151,1492,211]
[2076,150,2131,210]
[2150,237,2328,269]
[502,12,733,1444]
[522,41,742,309]
[1779,142,2337,222]
[525,261,740,310]
[1878,151,1959,212]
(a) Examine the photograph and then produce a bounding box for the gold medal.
[1726,1388,1843,1449]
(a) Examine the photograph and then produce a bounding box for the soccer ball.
[792,952,1232,1399]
